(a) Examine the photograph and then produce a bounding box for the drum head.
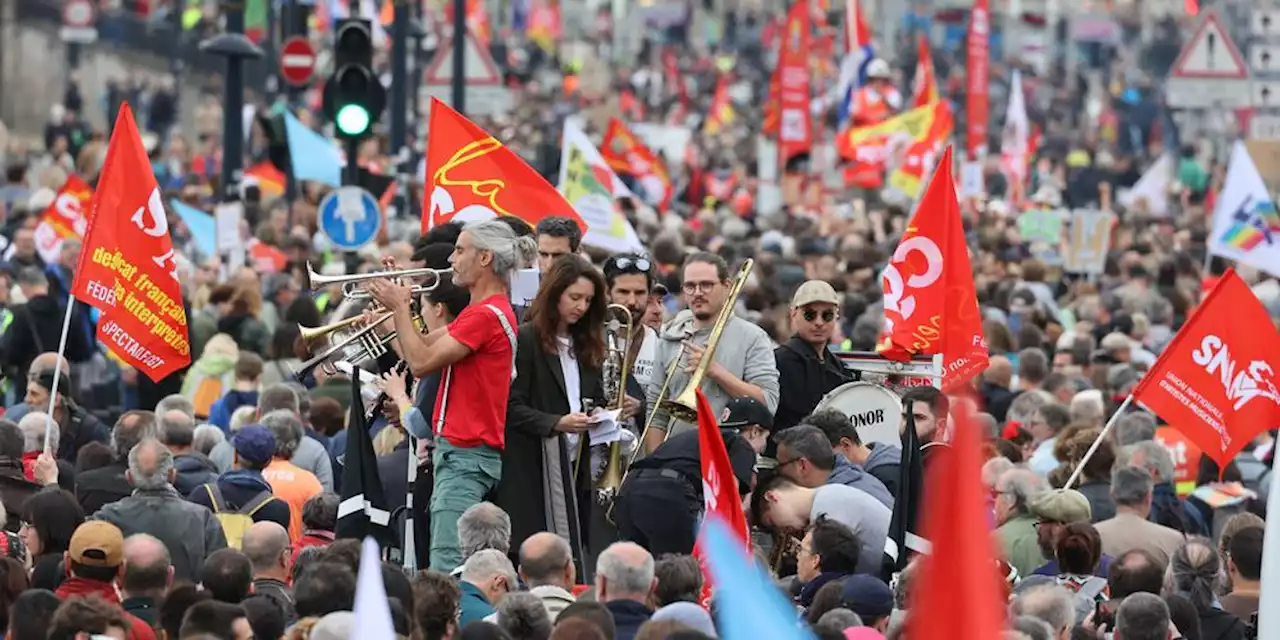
[813,382,903,447]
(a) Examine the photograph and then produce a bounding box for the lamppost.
[200,1,264,203]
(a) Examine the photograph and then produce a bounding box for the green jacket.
[459,581,496,628]
[998,514,1045,579]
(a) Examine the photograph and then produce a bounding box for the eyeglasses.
[803,309,836,323]
[682,281,720,294]
[775,458,802,471]
[609,255,652,273]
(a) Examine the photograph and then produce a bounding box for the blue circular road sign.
[319,186,382,251]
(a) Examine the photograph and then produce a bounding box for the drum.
[813,381,903,447]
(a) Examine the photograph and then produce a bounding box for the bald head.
[159,409,196,450]
[985,356,1013,387]
[30,352,69,376]
[122,534,172,597]
[519,532,573,589]
[595,542,655,603]
[126,438,175,490]
[242,522,290,577]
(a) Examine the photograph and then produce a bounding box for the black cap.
[719,397,773,431]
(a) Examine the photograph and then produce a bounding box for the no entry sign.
[280,37,317,86]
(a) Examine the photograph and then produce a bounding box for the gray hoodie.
[863,443,903,496]
[826,454,894,508]
[645,309,780,439]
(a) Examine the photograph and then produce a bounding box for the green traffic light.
[336,104,371,136]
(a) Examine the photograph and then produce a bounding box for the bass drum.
[813,382,903,447]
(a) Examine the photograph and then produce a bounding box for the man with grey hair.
[495,592,552,640]
[93,438,228,582]
[77,410,158,514]
[1114,411,1158,446]
[995,468,1050,577]
[452,501,512,577]
[1068,390,1105,428]
[242,521,296,624]
[1009,584,1075,640]
[209,385,333,491]
[17,411,58,455]
[365,219,534,573]
[156,394,196,420]
[120,533,173,626]
[159,409,219,495]
[259,410,323,540]
[1094,466,1186,565]
[1114,592,1175,640]
[595,541,656,640]
[518,532,577,621]
[459,548,518,627]
[1118,440,1208,536]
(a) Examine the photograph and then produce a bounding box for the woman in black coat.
[495,255,607,583]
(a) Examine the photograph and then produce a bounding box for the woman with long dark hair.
[495,255,607,581]
[21,489,84,590]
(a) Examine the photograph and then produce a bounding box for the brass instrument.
[295,308,424,378]
[595,304,634,505]
[637,258,755,447]
[606,259,754,523]
[305,262,452,300]
[769,531,802,576]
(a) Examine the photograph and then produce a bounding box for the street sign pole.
[390,0,409,219]
[452,0,466,115]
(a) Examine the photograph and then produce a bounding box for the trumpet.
[305,262,453,300]
[295,309,424,379]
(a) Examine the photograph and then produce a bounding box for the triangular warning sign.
[424,30,502,87]
[1171,10,1248,79]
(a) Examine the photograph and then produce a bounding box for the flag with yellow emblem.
[838,101,953,196]
[558,119,644,253]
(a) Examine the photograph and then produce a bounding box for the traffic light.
[323,19,386,139]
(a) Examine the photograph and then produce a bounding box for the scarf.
[541,433,587,583]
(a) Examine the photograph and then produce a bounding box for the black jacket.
[495,323,605,584]
[56,404,108,464]
[0,465,40,532]
[0,294,94,398]
[187,470,291,532]
[172,453,220,497]
[75,462,132,515]
[773,337,851,439]
[604,599,652,640]
[629,429,758,497]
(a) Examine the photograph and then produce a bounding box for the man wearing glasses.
[642,252,779,454]
[772,280,852,450]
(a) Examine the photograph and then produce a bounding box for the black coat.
[772,337,851,449]
[494,323,604,583]
[0,295,94,398]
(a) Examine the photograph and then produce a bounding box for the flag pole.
[43,291,79,454]
[1257,461,1280,638]
[403,438,417,571]
[1064,394,1134,489]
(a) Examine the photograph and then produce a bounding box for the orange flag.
[422,98,582,232]
[908,404,1007,638]
[35,175,93,263]
[877,146,988,392]
[703,74,735,135]
[600,118,672,210]
[71,103,191,381]
[913,34,939,108]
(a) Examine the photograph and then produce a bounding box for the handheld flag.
[600,118,673,210]
[704,74,736,135]
[692,389,749,607]
[1130,269,1280,468]
[423,98,582,232]
[337,374,393,544]
[882,405,925,577]
[908,404,1007,638]
[774,1,812,166]
[283,111,344,187]
[835,0,874,127]
[701,518,813,640]
[71,103,191,382]
[558,119,644,253]
[877,146,988,391]
[353,537,396,637]
[965,0,991,159]
[1209,141,1280,277]
[1000,70,1030,208]
[912,34,939,108]
[35,175,92,264]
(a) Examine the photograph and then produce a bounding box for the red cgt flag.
[877,145,988,392]
[422,97,583,233]
[692,389,749,608]
[908,403,1007,638]
[71,104,191,381]
[1131,269,1280,468]
[35,174,93,264]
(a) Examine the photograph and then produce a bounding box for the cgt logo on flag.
[1221,195,1280,251]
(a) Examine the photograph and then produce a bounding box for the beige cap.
[1029,489,1092,524]
[791,280,840,308]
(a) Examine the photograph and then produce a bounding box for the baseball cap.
[791,280,840,309]
[840,574,894,620]
[232,424,277,465]
[1029,489,1092,523]
[69,521,125,568]
[719,397,773,431]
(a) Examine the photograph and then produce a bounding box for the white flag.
[557,118,644,254]
[1208,141,1280,278]
[352,537,396,639]
[1117,155,1172,217]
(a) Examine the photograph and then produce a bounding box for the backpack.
[191,373,231,419]
[203,484,276,549]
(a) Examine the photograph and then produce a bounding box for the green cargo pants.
[429,438,502,573]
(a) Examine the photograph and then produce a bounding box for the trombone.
[305,262,453,300]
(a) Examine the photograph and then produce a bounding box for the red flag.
[600,118,673,210]
[71,104,191,382]
[1130,269,1280,468]
[703,74,736,135]
[422,98,582,232]
[776,0,812,166]
[912,34,939,108]
[908,404,1007,637]
[35,175,93,264]
[877,146,988,392]
[965,0,990,160]
[692,389,749,608]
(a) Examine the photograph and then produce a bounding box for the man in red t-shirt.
[367,219,534,572]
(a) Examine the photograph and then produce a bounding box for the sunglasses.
[803,309,836,323]
[609,256,652,272]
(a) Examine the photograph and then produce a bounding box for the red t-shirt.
[433,294,517,450]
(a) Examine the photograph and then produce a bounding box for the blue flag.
[283,111,344,187]
[170,199,216,259]
[702,518,813,640]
